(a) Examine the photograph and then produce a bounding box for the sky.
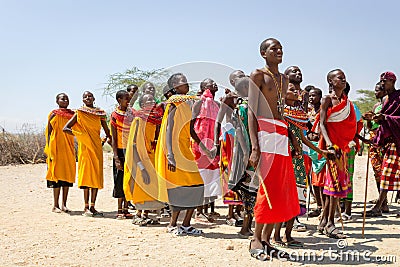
[0,0,399,132]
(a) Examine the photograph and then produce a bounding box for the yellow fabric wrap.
[155,102,203,202]
[72,110,104,189]
[123,117,159,204]
[44,113,76,183]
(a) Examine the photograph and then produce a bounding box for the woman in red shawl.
[315,69,356,239]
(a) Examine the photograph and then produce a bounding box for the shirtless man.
[248,38,301,261]
[284,66,308,112]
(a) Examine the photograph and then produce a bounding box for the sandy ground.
[0,153,399,267]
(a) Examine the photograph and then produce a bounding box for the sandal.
[365,209,382,218]
[166,226,185,236]
[92,211,104,217]
[317,222,326,234]
[195,213,214,223]
[127,202,136,210]
[341,213,352,221]
[250,248,269,261]
[324,225,346,239]
[381,206,390,214]
[52,207,62,213]
[61,207,71,213]
[263,242,290,259]
[208,211,220,217]
[235,218,244,227]
[238,232,253,239]
[115,213,125,220]
[293,219,307,232]
[271,240,288,248]
[123,213,134,219]
[249,241,269,261]
[180,225,203,236]
[368,198,378,204]
[82,210,93,217]
[226,218,236,226]
[308,208,321,218]
[133,216,145,225]
[286,240,304,248]
[143,217,160,226]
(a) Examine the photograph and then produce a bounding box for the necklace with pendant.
[264,67,284,116]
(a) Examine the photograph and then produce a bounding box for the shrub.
[0,124,46,165]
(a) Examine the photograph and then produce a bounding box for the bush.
[0,125,46,165]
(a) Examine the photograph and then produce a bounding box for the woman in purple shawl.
[366,71,400,218]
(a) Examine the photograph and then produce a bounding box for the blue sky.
[1,0,399,132]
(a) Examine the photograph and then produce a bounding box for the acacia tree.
[353,89,377,114]
[103,67,170,101]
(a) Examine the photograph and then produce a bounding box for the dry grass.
[0,125,46,166]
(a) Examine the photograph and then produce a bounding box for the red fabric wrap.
[312,95,357,152]
[254,118,300,224]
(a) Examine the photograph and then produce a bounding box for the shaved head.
[260,38,279,54]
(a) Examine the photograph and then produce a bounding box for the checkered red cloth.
[380,142,400,191]
[369,131,384,182]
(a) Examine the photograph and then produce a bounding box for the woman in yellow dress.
[44,93,76,213]
[156,73,210,236]
[64,91,111,217]
[124,93,164,225]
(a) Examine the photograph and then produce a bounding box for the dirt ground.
[0,153,399,266]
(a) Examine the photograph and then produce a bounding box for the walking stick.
[337,202,345,231]
[307,172,312,221]
[362,145,370,238]
[258,173,272,209]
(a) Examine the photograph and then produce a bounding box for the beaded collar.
[78,106,107,117]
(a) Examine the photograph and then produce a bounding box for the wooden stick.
[362,145,370,238]
[306,172,312,221]
[337,202,344,231]
[258,174,272,209]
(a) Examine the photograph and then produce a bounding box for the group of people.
[44,37,400,261]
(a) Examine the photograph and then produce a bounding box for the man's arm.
[248,71,262,167]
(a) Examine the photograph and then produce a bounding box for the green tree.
[353,89,377,114]
[103,67,170,101]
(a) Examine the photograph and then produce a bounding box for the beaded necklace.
[52,108,75,119]
[78,106,107,118]
[264,67,284,116]
[166,94,199,104]
[284,105,309,130]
